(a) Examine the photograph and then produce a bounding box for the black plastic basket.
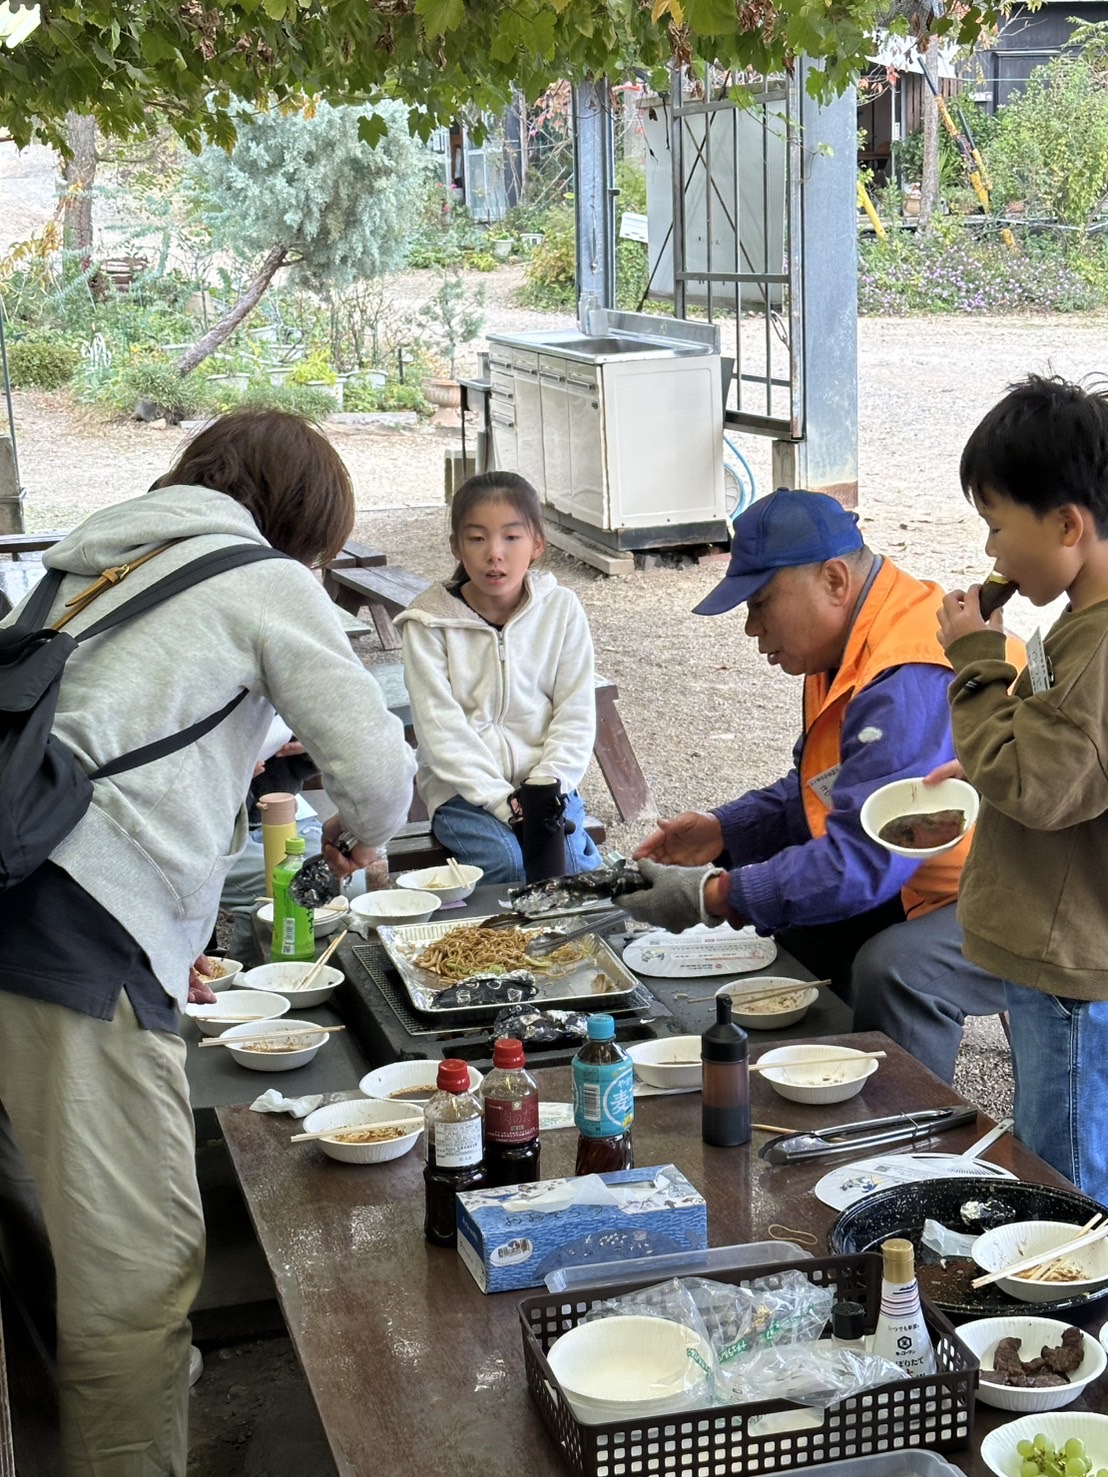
[519,1252,977,1477]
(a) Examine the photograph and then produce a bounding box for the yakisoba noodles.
[413,924,582,981]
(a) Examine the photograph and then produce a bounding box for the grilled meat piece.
[878,809,966,850]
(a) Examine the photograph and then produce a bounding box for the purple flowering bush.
[858,229,1102,315]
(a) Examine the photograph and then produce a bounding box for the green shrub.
[520,201,575,309]
[6,335,81,389]
[237,382,337,418]
[287,349,337,385]
[343,376,431,415]
[467,251,500,272]
[108,361,215,421]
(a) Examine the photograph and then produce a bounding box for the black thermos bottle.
[701,996,751,1146]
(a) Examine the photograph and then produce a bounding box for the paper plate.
[814,1152,1017,1212]
[622,924,777,978]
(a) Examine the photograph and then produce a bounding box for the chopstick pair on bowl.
[686,979,832,1008]
[970,1213,1108,1289]
[198,1025,346,1050]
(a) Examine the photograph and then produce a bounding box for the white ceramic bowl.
[220,1018,330,1072]
[547,1315,712,1424]
[716,977,821,1030]
[860,776,979,858]
[981,1411,1108,1477]
[755,1043,878,1104]
[972,1220,1108,1303]
[395,864,483,905]
[203,957,243,992]
[958,1315,1106,1412]
[301,1098,424,1164]
[256,896,350,937]
[359,1059,484,1106]
[627,1037,702,1090]
[184,990,290,1037]
[237,961,344,1010]
[349,889,442,930]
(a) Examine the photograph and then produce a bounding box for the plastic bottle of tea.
[572,1014,634,1175]
[480,1037,541,1187]
[424,1058,487,1247]
[270,836,314,963]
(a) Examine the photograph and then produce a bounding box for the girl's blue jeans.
[431,791,602,886]
[1005,980,1108,1203]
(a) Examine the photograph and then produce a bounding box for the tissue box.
[455,1164,708,1294]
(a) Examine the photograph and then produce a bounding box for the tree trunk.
[918,81,941,231]
[61,113,100,296]
[175,245,290,375]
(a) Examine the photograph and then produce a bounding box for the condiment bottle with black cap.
[831,1299,867,1353]
[423,1059,487,1247]
[701,996,750,1146]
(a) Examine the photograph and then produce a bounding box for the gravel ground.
[11,293,1107,1473]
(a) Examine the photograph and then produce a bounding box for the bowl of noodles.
[359,1060,484,1107]
[301,1098,424,1164]
[350,889,441,931]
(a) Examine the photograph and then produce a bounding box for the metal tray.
[376,915,641,1016]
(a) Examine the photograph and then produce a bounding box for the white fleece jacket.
[395,571,596,825]
[2,484,415,1008]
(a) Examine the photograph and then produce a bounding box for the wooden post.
[0,439,23,536]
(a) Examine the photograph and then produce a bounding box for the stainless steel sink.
[545,336,645,355]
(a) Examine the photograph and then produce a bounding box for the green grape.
[1065,1442,1089,1461]
[1021,1464,1043,1477]
[1039,1435,1057,1453]
[1018,1443,1037,1460]
[1067,1461,1089,1477]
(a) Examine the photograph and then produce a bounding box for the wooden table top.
[218,1035,1091,1477]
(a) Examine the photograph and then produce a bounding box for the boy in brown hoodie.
[939,373,1108,1201]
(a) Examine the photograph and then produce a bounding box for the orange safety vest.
[800,559,970,920]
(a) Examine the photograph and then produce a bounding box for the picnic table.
[218,1034,1072,1477]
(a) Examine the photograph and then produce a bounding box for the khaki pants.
[0,993,203,1476]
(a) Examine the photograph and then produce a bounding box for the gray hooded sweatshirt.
[3,484,415,1007]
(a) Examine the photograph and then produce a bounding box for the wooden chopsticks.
[198,1025,346,1050]
[749,1050,886,1074]
[686,979,832,1007]
[289,930,348,992]
[970,1215,1108,1289]
[290,1117,418,1143]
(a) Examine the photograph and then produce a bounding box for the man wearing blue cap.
[622,488,1005,1083]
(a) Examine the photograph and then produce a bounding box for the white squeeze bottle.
[870,1237,936,1376]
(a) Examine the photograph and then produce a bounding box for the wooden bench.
[367,656,653,824]
[0,532,65,560]
[325,565,427,650]
[387,815,608,873]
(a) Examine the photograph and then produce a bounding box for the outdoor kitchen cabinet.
[488,313,726,549]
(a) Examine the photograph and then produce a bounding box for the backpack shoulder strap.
[15,565,67,632]
[73,544,288,643]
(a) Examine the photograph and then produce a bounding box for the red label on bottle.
[484,1096,539,1145]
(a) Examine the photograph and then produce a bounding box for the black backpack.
[0,542,287,893]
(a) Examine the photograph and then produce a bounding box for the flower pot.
[267,366,294,386]
[423,377,463,428]
[225,372,250,392]
[307,380,343,410]
[490,238,512,261]
[520,233,544,251]
[363,369,388,388]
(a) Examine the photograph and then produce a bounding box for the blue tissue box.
[455,1164,708,1294]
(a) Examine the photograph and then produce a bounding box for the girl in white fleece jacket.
[396,472,602,884]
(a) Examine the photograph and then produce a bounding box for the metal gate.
[641,71,804,440]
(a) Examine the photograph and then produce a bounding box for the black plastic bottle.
[480,1036,541,1187]
[701,996,750,1146]
[423,1058,487,1246]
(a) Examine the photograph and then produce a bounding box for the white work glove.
[620,858,725,933]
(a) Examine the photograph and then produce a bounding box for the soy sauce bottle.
[480,1037,541,1187]
[572,1014,634,1175]
[701,996,750,1146]
[423,1059,487,1247]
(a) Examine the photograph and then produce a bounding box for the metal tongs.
[758,1104,979,1165]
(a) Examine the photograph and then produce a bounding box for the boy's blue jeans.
[431,791,602,886]
[1005,980,1108,1203]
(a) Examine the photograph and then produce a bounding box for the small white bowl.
[301,1099,424,1164]
[203,957,243,992]
[548,1315,712,1424]
[256,896,350,937]
[220,1018,330,1072]
[755,1043,878,1104]
[958,1315,1106,1412]
[359,1059,484,1106]
[395,864,483,905]
[972,1220,1108,1303]
[860,776,979,858]
[716,977,821,1030]
[237,961,344,1010]
[981,1412,1108,1477]
[349,889,442,931]
[184,990,290,1037]
[627,1037,702,1090]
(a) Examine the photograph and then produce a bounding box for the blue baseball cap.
[693,488,863,616]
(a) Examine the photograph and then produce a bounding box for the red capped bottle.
[423,1058,487,1247]
[480,1037,541,1187]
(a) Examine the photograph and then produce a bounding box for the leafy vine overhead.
[1,0,1003,152]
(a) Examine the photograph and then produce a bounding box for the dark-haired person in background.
[0,411,415,1475]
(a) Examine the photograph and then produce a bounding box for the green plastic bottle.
[271,836,315,963]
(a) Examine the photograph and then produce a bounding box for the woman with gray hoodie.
[0,410,415,1475]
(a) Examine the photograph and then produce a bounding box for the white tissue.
[500,1173,622,1215]
[249,1089,325,1118]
